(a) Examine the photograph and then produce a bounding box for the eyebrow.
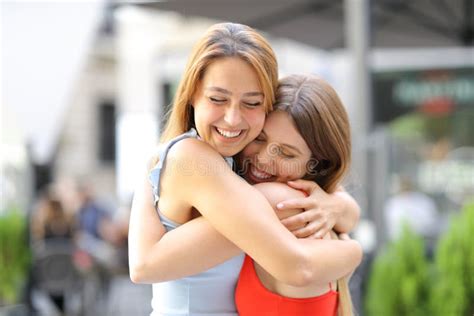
[261,129,303,155]
[206,87,263,97]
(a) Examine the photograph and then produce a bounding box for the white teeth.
[250,165,272,180]
[216,127,242,138]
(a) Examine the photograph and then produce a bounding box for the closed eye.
[281,152,296,159]
[210,97,226,103]
[209,97,227,103]
[244,101,262,107]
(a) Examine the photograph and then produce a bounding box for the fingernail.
[276,203,284,209]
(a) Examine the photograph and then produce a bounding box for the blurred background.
[1,0,473,315]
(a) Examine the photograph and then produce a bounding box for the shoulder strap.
[148,129,198,204]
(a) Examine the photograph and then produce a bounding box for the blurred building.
[0,102,32,214]
[53,36,118,204]
[3,0,473,246]
[371,51,474,244]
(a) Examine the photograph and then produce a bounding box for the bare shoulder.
[163,138,233,185]
[253,182,305,208]
[166,138,222,163]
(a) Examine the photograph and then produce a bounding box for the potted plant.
[430,201,474,316]
[0,208,31,305]
[365,223,431,316]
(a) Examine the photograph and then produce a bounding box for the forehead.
[264,111,311,154]
[201,57,262,92]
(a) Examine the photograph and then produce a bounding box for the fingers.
[287,179,322,194]
[307,229,330,240]
[277,198,314,211]
[312,225,330,239]
[292,221,328,239]
[338,233,351,241]
[281,217,307,231]
[280,210,317,231]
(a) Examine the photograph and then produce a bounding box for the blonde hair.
[273,74,351,193]
[329,231,355,316]
[275,74,354,315]
[160,22,278,143]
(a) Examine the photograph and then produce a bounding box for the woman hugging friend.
[128,22,361,316]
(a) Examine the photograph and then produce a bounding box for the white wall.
[2,0,105,164]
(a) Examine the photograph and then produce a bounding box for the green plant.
[430,201,474,316]
[390,113,427,141]
[0,209,31,304]
[365,224,431,316]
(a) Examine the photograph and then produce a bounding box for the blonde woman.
[129,23,361,315]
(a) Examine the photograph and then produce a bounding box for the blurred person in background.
[75,182,125,249]
[74,181,126,290]
[112,198,133,272]
[75,182,113,243]
[384,175,439,255]
[31,188,74,242]
[30,187,76,314]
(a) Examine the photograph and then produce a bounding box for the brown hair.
[160,22,278,143]
[329,232,355,316]
[273,74,351,193]
[275,74,353,315]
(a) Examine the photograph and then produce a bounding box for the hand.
[338,233,351,241]
[277,179,341,239]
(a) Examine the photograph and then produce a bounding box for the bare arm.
[129,161,241,283]
[128,166,166,281]
[162,139,362,286]
[332,186,360,233]
[130,139,362,285]
[130,177,360,284]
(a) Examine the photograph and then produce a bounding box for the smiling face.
[238,110,313,184]
[192,57,266,157]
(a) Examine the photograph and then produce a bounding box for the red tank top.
[235,255,338,316]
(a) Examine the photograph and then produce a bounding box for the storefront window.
[373,67,474,242]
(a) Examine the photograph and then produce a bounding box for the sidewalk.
[28,274,152,316]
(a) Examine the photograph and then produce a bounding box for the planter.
[0,210,30,305]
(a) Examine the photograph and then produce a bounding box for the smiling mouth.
[249,164,273,182]
[215,127,243,138]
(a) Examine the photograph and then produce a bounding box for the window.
[98,101,116,163]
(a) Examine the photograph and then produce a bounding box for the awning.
[121,0,473,49]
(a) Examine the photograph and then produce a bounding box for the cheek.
[276,164,294,180]
[276,160,307,181]
[241,143,258,161]
[194,102,221,123]
[238,144,258,174]
[245,110,265,136]
[295,160,310,178]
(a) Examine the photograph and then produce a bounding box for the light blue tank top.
[148,128,244,316]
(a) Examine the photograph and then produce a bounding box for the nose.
[256,144,275,171]
[224,105,242,127]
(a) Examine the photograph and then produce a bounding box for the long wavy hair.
[275,74,353,316]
